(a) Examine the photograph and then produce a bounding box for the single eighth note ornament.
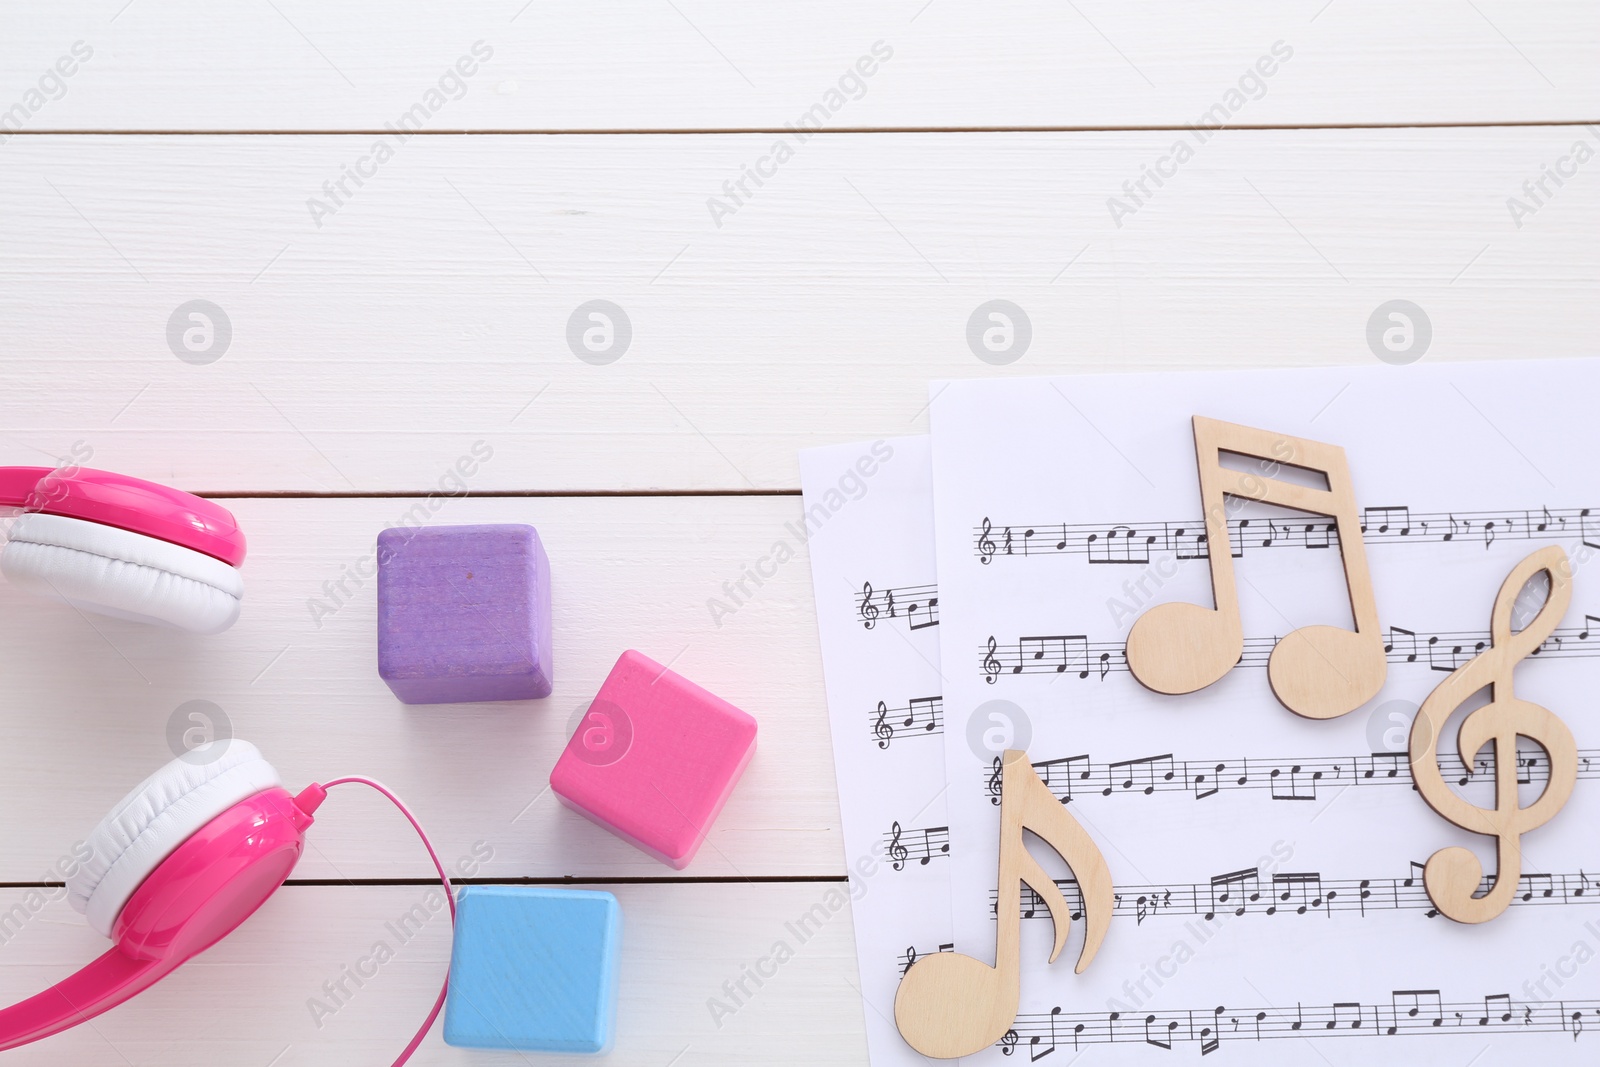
[894,750,1113,1058]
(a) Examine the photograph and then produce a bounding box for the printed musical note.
[1271,871,1326,915]
[1385,626,1419,663]
[1199,1005,1224,1055]
[906,594,940,631]
[1124,417,1385,719]
[1086,525,1154,565]
[1365,505,1412,536]
[1410,546,1579,923]
[895,750,1112,1059]
[1325,1001,1365,1030]
[1028,1006,1061,1060]
[1014,635,1090,677]
[1207,867,1261,919]
[1106,754,1176,796]
[1268,763,1318,801]
[1144,1013,1179,1049]
[1030,754,1091,805]
[1389,989,1442,1030]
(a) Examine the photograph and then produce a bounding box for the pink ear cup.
[0,788,310,1051]
[0,466,246,567]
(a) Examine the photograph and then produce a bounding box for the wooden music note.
[894,749,1113,1059]
[1125,417,1386,719]
[1409,546,1579,923]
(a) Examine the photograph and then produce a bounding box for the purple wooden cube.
[377,524,552,704]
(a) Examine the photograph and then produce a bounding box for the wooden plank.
[1,2,1594,131]
[0,495,843,881]
[0,128,1594,493]
[0,883,867,1065]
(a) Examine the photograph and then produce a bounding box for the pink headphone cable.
[293,778,456,1067]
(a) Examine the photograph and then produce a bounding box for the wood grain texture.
[1,2,1595,131]
[0,129,1595,493]
[0,883,865,1065]
[0,495,840,882]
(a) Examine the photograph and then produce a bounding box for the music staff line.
[989,860,1598,926]
[871,697,943,747]
[983,745,1600,805]
[855,581,938,631]
[884,821,950,869]
[974,503,1600,565]
[994,991,1594,1058]
[980,615,1600,684]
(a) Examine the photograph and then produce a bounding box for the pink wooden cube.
[550,650,757,869]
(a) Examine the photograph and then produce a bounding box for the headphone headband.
[0,466,245,567]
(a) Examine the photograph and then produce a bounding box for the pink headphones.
[0,741,453,1063]
[0,465,246,633]
[0,467,451,1060]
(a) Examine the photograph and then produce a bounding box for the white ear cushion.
[2,513,243,634]
[68,739,281,938]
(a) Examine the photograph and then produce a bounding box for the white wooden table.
[0,3,1594,1063]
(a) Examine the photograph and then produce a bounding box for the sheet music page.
[800,436,955,1065]
[929,361,1600,1064]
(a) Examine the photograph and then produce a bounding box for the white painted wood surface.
[0,496,838,881]
[1,129,1596,493]
[2,2,1595,130]
[0,884,866,1065]
[0,3,1596,1062]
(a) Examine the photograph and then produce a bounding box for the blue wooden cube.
[443,886,621,1053]
[376,524,553,704]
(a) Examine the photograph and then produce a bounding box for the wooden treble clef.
[1409,545,1579,924]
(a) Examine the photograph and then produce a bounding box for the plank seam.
[5,120,1599,136]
